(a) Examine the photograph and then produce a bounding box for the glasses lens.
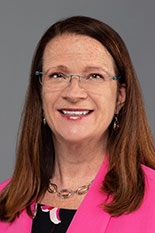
[43,73,69,91]
[80,74,107,93]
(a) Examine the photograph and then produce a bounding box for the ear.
[115,83,126,114]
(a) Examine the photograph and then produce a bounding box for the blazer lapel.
[67,156,111,233]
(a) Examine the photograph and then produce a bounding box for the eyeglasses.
[35,71,120,92]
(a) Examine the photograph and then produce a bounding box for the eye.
[48,72,65,79]
[87,73,104,80]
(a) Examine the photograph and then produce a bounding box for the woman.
[0,16,155,233]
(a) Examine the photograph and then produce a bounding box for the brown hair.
[0,16,155,222]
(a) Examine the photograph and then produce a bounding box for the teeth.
[61,110,90,115]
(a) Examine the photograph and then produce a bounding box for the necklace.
[48,179,93,199]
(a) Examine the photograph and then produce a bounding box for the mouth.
[58,108,94,119]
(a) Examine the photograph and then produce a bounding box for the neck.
[52,136,107,189]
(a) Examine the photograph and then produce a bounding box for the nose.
[61,76,88,103]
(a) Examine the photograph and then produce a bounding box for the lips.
[58,108,94,119]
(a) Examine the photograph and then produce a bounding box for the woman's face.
[42,34,125,143]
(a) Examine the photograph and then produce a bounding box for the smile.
[58,109,93,120]
[61,110,91,115]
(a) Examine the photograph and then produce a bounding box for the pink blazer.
[1,157,155,233]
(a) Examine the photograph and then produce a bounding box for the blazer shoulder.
[142,164,155,179]
[142,165,155,190]
[0,178,11,192]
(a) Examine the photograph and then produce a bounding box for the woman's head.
[41,33,126,145]
[29,16,137,141]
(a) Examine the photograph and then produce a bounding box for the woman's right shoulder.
[0,178,11,192]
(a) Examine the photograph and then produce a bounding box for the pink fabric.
[0,157,155,233]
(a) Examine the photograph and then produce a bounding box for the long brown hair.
[0,16,155,222]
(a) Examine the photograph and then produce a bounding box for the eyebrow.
[83,66,111,75]
[45,65,111,76]
[45,65,69,74]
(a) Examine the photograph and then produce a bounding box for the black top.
[31,203,76,233]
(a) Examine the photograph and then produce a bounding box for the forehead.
[43,34,116,73]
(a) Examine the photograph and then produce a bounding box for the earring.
[43,117,46,126]
[113,114,119,131]
[42,110,47,126]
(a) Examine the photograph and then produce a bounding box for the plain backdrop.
[0,0,155,182]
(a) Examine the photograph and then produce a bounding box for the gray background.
[0,0,155,182]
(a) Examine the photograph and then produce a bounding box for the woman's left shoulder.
[142,164,155,180]
[142,165,155,191]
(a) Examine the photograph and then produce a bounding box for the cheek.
[41,88,57,115]
[100,86,117,109]
[97,87,117,123]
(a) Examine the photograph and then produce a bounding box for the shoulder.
[142,165,155,197]
[0,178,11,192]
[142,164,155,181]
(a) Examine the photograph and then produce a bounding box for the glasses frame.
[35,71,121,86]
